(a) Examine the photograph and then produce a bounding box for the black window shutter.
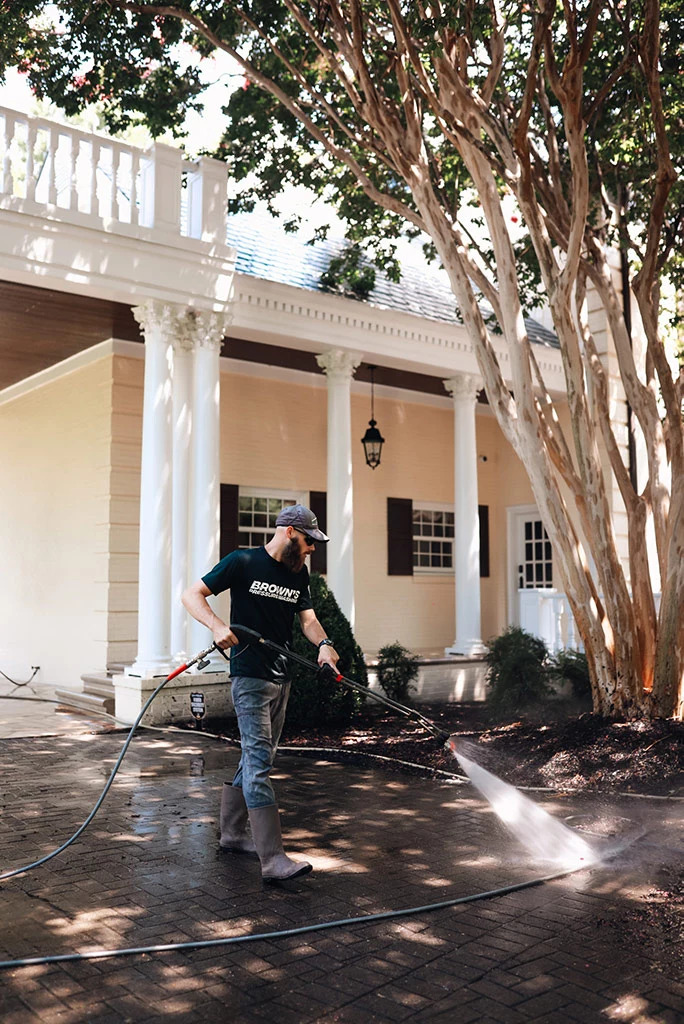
[220,484,239,560]
[388,497,414,575]
[479,504,490,578]
[309,490,327,574]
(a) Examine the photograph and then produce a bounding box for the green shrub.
[285,572,368,731]
[485,626,551,716]
[548,648,591,702]
[376,642,419,704]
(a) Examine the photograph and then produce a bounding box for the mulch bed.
[211,700,683,797]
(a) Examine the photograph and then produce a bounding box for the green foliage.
[485,627,551,717]
[376,642,419,705]
[320,244,376,300]
[285,572,367,732]
[548,648,592,703]
[4,1,682,312]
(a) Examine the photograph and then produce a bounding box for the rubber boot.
[248,804,313,882]
[219,784,257,855]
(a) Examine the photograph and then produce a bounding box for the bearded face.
[282,534,307,573]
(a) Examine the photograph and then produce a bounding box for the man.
[182,504,339,882]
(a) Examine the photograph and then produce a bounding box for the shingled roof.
[226,212,559,349]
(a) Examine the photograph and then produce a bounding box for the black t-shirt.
[202,546,313,682]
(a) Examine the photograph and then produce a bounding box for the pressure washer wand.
[226,625,451,745]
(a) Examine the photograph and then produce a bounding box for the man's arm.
[181,580,238,649]
[299,609,339,669]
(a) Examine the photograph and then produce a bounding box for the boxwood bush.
[285,572,368,731]
[485,626,551,716]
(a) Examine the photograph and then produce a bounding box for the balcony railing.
[0,105,227,243]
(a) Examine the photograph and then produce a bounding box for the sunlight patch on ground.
[307,853,369,873]
[603,994,662,1022]
[389,924,446,947]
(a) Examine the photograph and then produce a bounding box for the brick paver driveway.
[0,729,681,1023]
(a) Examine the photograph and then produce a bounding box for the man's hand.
[213,624,239,650]
[317,644,339,671]
[182,580,237,649]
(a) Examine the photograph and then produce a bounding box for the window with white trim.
[412,503,455,573]
[237,487,307,549]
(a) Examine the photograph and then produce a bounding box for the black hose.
[0,863,597,971]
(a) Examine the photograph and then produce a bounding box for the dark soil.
[213,700,684,797]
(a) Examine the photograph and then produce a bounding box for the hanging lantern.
[361,365,385,469]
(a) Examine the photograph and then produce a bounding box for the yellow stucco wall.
[0,357,114,687]
[218,368,536,656]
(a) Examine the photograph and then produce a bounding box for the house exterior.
[0,107,628,723]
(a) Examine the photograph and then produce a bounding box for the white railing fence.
[519,588,662,656]
[519,589,583,653]
[0,106,227,243]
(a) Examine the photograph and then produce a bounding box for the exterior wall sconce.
[361,364,385,469]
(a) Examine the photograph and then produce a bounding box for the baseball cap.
[275,504,329,543]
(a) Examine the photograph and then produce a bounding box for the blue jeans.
[230,675,291,809]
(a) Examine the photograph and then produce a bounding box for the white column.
[444,374,485,657]
[316,350,362,628]
[169,322,195,663]
[188,312,231,659]
[128,301,177,677]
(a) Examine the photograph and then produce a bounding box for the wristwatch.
[318,638,335,649]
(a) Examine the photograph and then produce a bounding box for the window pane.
[535,542,543,560]
[413,506,454,571]
[525,522,532,540]
[254,512,267,527]
[535,564,544,582]
[534,521,542,539]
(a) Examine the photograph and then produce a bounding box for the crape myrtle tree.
[3,1,682,719]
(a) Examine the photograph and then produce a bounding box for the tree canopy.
[2,1,682,719]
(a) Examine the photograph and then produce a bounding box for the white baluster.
[130,151,140,225]
[47,127,57,204]
[110,145,120,220]
[69,133,78,210]
[2,114,14,195]
[554,596,564,653]
[26,122,37,201]
[90,141,100,216]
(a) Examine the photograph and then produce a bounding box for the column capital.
[133,302,231,353]
[190,308,232,352]
[132,299,185,339]
[443,373,481,402]
[316,349,363,381]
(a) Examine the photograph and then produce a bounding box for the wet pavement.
[0,695,682,1023]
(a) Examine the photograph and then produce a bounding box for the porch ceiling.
[0,278,484,403]
[0,279,141,391]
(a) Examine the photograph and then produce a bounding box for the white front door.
[507,506,554,625]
